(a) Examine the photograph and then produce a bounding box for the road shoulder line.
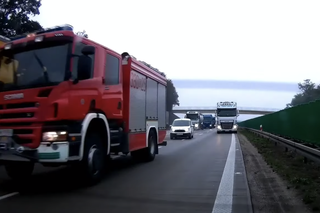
[212,133,236,213]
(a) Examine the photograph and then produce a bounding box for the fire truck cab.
[0,25,167,184]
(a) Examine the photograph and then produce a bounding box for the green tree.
[166,79,180,111]
[0,0,43,37]
[286,79,320,108]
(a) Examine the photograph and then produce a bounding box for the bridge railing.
[172,106,281,112]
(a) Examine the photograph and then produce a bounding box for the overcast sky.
[33,0,320,120]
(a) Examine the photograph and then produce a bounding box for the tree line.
[0,0,180,112]
[286,79,320,108]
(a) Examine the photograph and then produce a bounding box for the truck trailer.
[0,24,167,185]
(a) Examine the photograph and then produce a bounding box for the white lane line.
[0,192,19,201]
[212,134,236,213]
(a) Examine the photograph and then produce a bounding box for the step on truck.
[216,101,239,133]
[0,24,167,185]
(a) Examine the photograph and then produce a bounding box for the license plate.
[0,129,13,137]
[177,133,183,135]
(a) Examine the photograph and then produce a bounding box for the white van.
[170,118,194,140]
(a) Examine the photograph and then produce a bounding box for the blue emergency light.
[9,24,74,41]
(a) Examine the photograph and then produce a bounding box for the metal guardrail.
[242,127,320,163]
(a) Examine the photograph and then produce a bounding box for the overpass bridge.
[172,106,281,115]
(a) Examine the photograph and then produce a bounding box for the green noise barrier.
[238,100,320,146]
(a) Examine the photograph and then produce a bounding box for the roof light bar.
[0,35,11,42]
[9,24,74,41]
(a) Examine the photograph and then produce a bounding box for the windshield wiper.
[33,52,49,83]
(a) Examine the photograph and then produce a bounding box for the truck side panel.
[146,78,158,119]
[129,70,147,151]
[157,83,166,142]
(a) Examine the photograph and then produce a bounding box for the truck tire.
[142,130,157,162]
[79,132,105,185]
[5,162,34,181]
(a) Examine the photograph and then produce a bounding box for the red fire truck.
[0,24,167,184]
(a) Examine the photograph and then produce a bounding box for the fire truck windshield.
[0,42,71,91]
[217,108,237,117]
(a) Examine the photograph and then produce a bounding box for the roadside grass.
[239,129,320,212]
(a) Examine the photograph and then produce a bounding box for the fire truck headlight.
[4,43,12,50]
[35,36,44,42]
[42,131,67,142]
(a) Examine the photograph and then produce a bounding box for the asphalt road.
[0,129,252,213]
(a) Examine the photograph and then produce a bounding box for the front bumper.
[216,125,238,133]
[0,136,81,163]
[203,124,213,128]
[194,125,200,130]
[170,132,191,138]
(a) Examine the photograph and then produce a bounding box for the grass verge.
[240,129,320,212]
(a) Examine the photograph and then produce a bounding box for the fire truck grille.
[0,123,35,144]
[0,102,36,110]
[0,112,34,119]
[221,122,233,129]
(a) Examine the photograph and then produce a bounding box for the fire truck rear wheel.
[5,162,34,181]
[143,130,157,162]
[80,132,105,185]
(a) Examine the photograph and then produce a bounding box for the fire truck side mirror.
[81,45,95,55]
[77,55,92,80]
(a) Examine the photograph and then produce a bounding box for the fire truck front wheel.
[5,162,34,181]
[79,132,105,185]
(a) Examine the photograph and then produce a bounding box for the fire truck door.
[103,52,122,118]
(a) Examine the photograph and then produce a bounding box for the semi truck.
[0,24,167,185]
[216,101,239,133]
[184,111,203,130]
[202,114,214,129]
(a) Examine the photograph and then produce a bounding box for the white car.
[170,118,194,139]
